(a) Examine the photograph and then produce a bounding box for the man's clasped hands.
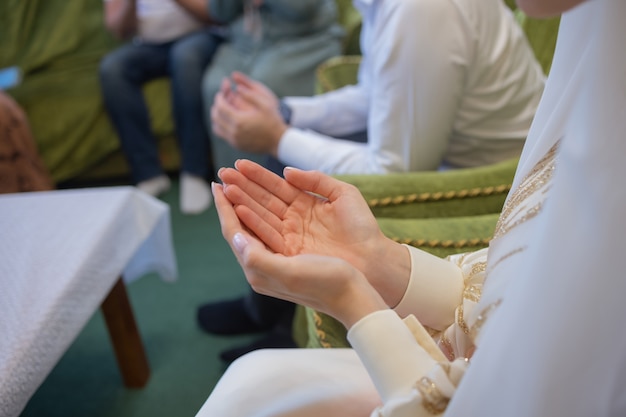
[211,72,287,156]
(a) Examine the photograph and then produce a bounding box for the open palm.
[218,159,386,274]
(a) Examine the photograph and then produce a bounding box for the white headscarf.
[447,0,626,415]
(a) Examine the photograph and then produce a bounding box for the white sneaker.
[180,173,212,215]
[136,175,171,197]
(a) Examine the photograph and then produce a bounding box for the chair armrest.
[334,157,518,219]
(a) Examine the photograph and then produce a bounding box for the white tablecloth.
[0,187,178,417]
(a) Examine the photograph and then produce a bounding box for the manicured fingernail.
[233,232,248,253]
[283,166,300,174]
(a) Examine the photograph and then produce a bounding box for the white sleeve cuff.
[277,127,329,172]
[283,96,326,129]
[348,309,437,402]
[393,245,464,330]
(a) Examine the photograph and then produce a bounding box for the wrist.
[335,276,388,329]
[269,120,288,158]
[278,100,292,124]
[365,238,411,308]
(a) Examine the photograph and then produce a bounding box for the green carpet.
[20,179,255,417]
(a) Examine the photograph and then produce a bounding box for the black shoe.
[219,327,297,363]
[196,297,273,336]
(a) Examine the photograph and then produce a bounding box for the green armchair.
[294,5,561,349]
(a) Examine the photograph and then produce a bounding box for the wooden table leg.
[101,277,150,388]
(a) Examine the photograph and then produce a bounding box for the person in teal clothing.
[201,0,344,172]
[197,0,343,362]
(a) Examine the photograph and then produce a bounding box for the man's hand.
[211,72,287,156]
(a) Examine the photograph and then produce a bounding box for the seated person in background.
[99,0,223,214]
[195,0,343,360]
[199,0,546,361]
[211,0,545,175]
[200,0,344,171]
[197,0,626,414]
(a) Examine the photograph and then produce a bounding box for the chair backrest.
[334,0,362,55]
[514,11,561,75]
[503,0,560,75]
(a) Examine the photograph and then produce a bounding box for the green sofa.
[295,5,561,349]
[0,0,180,184]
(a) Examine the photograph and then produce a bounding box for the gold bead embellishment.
[415,376,449,414]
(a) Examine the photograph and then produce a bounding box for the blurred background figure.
[200,0,344,173]
[99,0,223,214]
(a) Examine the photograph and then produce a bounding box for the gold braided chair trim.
[392,237,492,249]
[367,184,511,208]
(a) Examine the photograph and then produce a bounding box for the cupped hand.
[213,180,387,329]
[220,159,383,264]
[218,160,411,307]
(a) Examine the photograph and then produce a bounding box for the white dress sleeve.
[346,243,493,416]
[348,310,469,417]
[284,85,370,137]
[392,245,465,331]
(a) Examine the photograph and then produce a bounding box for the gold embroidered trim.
[438,332,456,361]
[488,246,527,275]
[456,303,471,335]
[470,299,502,340]
[415,376,449,414]
[455,252,470,265]
[494,142,558,239]
[463,284,482,303]
[368,184,511,208]
[458,260,487,325]
[391,237,491,249]
[495,200,546,240]
[469,261,487,277]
